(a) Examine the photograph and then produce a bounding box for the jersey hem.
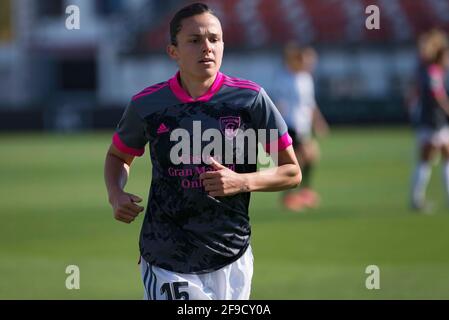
[140,241,251,275]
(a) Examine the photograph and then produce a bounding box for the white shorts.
[140,245,254,300]
[418,126,449,147]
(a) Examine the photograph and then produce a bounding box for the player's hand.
[109,192,144,224]
[199,158,249,197]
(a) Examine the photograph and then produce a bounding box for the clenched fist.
[109,192,144,224]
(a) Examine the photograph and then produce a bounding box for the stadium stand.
[140,0,449,51]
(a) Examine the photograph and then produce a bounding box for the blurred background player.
[409,29,449,211]
[272,43,329,211]
[405,29,449,125]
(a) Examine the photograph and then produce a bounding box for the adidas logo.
[157,123,169,134]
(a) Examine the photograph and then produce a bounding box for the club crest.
[219,116,241,140]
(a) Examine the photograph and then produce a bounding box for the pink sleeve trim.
[112,133,145,157]
[264,132,293,153]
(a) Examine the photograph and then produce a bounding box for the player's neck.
[178,71,217,99]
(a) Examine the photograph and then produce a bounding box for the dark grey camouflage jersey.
[417,63,449,130]
[113,71,292,274]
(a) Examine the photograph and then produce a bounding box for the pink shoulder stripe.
[132,82,168,101]
[223,75,260,91]
[223,80,261,92]
[223,75,259,86]
[141,82,167,93]
[224,79,260,87]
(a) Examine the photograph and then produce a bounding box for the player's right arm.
[104,144,144,224]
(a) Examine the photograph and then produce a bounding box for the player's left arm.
[200,147,301,196]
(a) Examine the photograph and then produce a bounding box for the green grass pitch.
[0,127,448,299]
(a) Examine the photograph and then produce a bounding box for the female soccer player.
[272,43,329,211]
[104,3,301,300]
[411,30,449,212]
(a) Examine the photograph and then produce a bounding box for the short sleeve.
[251,88,292,153]
[112,102,148,157]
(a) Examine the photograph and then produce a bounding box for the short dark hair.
[169,2,215,46]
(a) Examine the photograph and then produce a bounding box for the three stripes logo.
[157,123,170,135]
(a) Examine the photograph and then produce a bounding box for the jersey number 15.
[160,281,189,300]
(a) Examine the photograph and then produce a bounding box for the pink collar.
[168,71,224,103]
